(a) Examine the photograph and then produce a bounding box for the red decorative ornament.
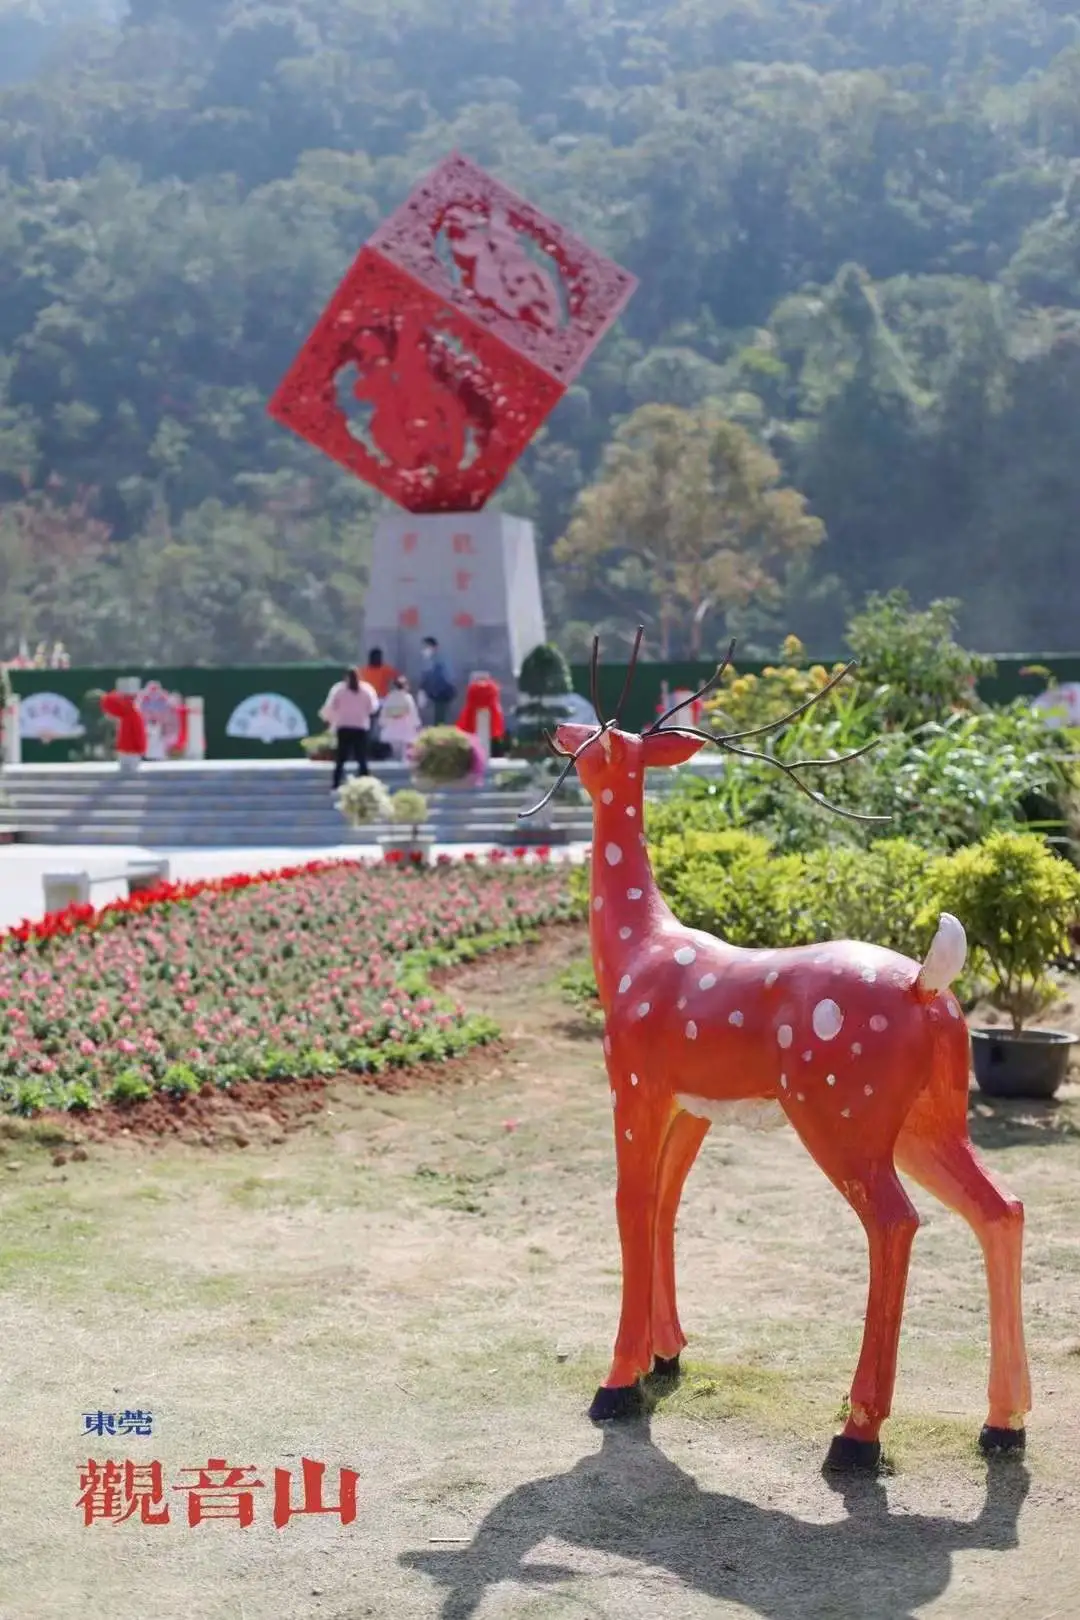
[268,154,637,512]
[457,675,505,742]
[100,691,148,760]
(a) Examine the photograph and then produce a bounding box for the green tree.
[555,404,824,657]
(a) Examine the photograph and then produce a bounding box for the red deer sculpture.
[523,631,1030,1471]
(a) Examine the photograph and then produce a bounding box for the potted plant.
[336,774,395,836]
[410,725,480,788]
[931,830,1080,1098]
[379,788,434,865]
[300,730,336,763]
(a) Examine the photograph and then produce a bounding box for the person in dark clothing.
[418,636,457,725]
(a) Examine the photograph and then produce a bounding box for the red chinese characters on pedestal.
[268,154,636,513]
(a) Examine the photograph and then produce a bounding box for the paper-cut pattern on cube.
[367,153,637,384]
[268,153,637,514]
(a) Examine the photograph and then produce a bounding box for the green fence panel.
[6,653,1077,761]
[8,664,342,762]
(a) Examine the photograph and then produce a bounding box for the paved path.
[0,842,589,932]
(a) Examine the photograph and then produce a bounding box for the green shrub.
[653,701,1070,855]
[391,788,429,836]
[108,1070,152,1105]
[845,589,994,729]
[411,725,476,785]
[928,831,1080,1031]
[519,643,572,697]
[159,1064,200,1098]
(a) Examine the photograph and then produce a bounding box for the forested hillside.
[2,0,1080,661]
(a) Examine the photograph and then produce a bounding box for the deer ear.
[642,729,706,768]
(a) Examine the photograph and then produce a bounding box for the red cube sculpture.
[268,153,637,513]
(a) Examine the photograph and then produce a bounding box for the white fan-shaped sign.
[20,691,85,740]
[1032,682,1080,729]
[226,692,309,744]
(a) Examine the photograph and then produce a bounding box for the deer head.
[521,627,888,824]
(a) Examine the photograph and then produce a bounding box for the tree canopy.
[2,0,1080,659]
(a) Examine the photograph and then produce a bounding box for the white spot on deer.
[605,843,623,866]
[611,1090,617,1108]
[593,896,604,911]
[677,996,687,1010]
[601,788,614,805]
[630,1073,639,1086]
[699,973,717,991]
[765,971,779,988]
[851,1042,863,1056]
[637,1002,651,1018]
[813,999,844,1041]
[628,888,643,901]
[686,1020,698,1040]
[862,967,877,984]
[619,926,632,941]
[826,1073,837,1086]
[603,1035,612,1056]
[618,974,632,995]
[841,1108,851,1119]
[780,1073,788,1090]
[777,1025,793,1049]
[803,1051,813,1063]
[864,1085,874,1097]
[675,946,697,966]
[626,806,637,818]
[729,1010,744,1027]
[625,1129,633,1142]
[947,999,961,1020]
[796,1092,806,1103]
[870,1015,888,1033]
[628,771,637,780]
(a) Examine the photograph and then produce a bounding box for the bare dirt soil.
[3,928,1080,1620]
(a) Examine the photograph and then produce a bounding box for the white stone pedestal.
[362,512,546,707]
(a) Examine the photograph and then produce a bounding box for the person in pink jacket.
[320,667,380,789]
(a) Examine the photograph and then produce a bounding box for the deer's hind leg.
[895,1126,1030,1453]
[650,1108,710,1376]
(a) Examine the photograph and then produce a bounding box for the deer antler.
[612,625,645,727]
[653,659,889,825]
[521,633,613,820]
[644,639,738,735]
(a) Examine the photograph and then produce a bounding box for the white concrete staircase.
[0,760,593,848]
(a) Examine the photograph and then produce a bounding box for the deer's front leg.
[589,1073,669,1423]
[651,1108,710,1374]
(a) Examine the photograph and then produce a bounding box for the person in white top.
[378,675,423,761]
[320,667,380,789]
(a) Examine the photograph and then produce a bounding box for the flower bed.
[0,859,575,1115]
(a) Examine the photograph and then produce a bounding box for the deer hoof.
[588,1383,644,1423]
[979,1425,1026,1456]
[823,1435,882,1473]
[650,1354,682,1381]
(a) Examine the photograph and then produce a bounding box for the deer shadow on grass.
[968,1093,1080,1152]
[401,1417,1029,1620]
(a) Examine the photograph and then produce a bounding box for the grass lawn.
[3,929,1080,1617]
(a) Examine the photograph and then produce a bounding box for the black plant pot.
[970,1027,1078,1100]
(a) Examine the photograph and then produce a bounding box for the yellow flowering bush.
[704,635,849,732]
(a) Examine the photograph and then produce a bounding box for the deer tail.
[916,912,967,996]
